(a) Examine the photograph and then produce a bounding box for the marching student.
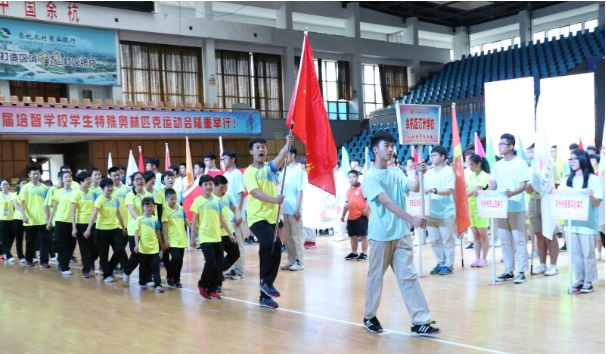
[490,133,531,284]
[221,149,247,279]
[191,175,231,300]
[362,132,439,336]
[71,171,97,278]
[244,135,294,309]
[46,171,76,275]
[213,175,242,291]
[341,170,369,261]
[145,157,163,190]
[20,165,51,268]
[174,162,188,194]
[0,179,16,262]
[109,166,130,272]
[204,153,220,174]
[135,197,165,293]
[156,171,181,272]
[90,168,103,197]
[561,149,602,293]
[162,188,190,288]
[84,178,127,283]
[279,147,306,271]
[12,178,27,263]
[424,145,456,275]
[466,154,491,267]
[123,172,153,282]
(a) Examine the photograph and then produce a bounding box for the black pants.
[221,235,241,272]
[199,242,223,293]
[75,224,95,273]
[55,221,76,271]
[96,229,125,278]
[12,219,25,259]
[124,235,140,276]
[250,221,282,298]
[139,253,161,287]
[166,247,185,282]
[25,225,52,264]
[0,220,15,259]
[601,232,605,248]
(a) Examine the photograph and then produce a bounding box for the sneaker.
[49,257,58,264]
[175,281,183,288]
[70,256,78,264]
[305,242,316,249]
[363,317,383,333]
[0,255,4,260]
[197,285,209,298]
[280,245,286,253]
[260,282,280,298]
[159,261,164,268]
[122,273,130,283]
[470,259,481,267]
[289,261,304,271]
[82,271,90,278]
[478,259,488,267]
[528,250,539,259]
[61,270,73,275]
[580,282,593,293]
[496,272,514,282]
[139,285,148,290]
[259,297,279,309]
[513,273,526,284]
[345,252,358,260]
[411,321,441,337]
[439,267,453,275]
[209,292,221,299]
[25,261,34,267]
[571,281,584,292]
[216,286,222,293]
[560,244,567,252]
[103,276,115,283]
[596,252,603,261]
[532,264,547,275]
[280,262,294,270]
[167,278,175,287]
[39,263,51,269]
[19,258,26,264]
[155,286,164,293]
[231,272,244,280]
[430,265,443,275]
[146,281,155,287]
[7,257,15,263]
[357,253,368,261]
[466,242,474,250]
[544,265,558,276]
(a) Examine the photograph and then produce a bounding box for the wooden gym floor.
[0,234,603,354]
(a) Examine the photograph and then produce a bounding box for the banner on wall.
[395,103,441,145]
[0,106,263,136]
[0,18,118,85]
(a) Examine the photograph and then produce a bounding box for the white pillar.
[404,17,419,45]
[345,2,360,39]
[111,86,123,102]
[196,1,213,19]
[0,80,10,99]
[203,39,217,105]
[518,10,531,46]
[277,2,293,30]
[283,45,295,116]
[67,85,79,101]
[350,53,363,119]
[599,3,605,28]
[453,26,469,60]
[408,60,420,88]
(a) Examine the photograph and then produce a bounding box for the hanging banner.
[0,17,118,85]
[396,103,441,145]
[551,190,589,221]
[476,191,509,219]
[0,106,262,136]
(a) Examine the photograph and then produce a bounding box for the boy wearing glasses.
[490,133,530,284]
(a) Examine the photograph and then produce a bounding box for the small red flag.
[412,146,419,168]
[165,143,171,172]
[286,33,337,195]
[451,105,470,234]
[138,146,144,172]
[578,137,584,150]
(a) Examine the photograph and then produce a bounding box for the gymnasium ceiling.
[349,1,565,28]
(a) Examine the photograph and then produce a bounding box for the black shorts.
[347,216,368,237]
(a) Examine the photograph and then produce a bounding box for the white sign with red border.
[395,103,441,145]
[551,190,589,221]
[406,192,431,217]
[476,191,509,219]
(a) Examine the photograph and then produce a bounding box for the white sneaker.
[146,281,155,287]
[19,258,25,264]
[596,252,603,261]
[103,276,115,283]
[280,263,293,270]
[544,265,559,276]
[8,257,15,263]
[61,270,73,275]
[122,273,130,282]
[532,264,546,275]
[50,257,58,264]
[289,261,304,271]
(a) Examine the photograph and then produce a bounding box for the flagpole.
[491,217,496,285]
[417,145,425,277]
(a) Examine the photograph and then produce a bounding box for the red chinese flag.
[451,105,470,234]
[286,33,337,195]
[138,146,144,173]
[165,143,171,172]
[412,146,419,168]
[578,137,584,150]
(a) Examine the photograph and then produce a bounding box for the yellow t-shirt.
[94,194,121,230]
[161,205,188,248]
[0,192,14,221]
[52,188,76,223]
[12,192,22,220]
[466,170,491,208]
[20,182,48,226]
[217,193,234,235]
[44,186,60,227]
[70,181,80,189]
[155,188,183,209]
[136,215,161,254]
[112,184,130,229]
[244,162,279,225]
[72,188,98,224]
[125,191,153,235]
[190,194,222,243]
[92,186,103,199]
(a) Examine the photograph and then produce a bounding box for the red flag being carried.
[165,143,171,171]
[412,146,419,168]
[138,146,144,172]
[578,137,584,150]
[451,104,471,234]
[286,33,337,195]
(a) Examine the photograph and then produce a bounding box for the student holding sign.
[562,149,603,293]
[466,155,491,267]
[490,134,531,284]
[424,146,456,275]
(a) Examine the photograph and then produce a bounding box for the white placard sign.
[551,190,589,221]
[406,192,430,217]
[396,103,441,145]
[476,191,509,219]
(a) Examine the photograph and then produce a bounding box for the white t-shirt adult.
[424,166,455,219]
[224,168,246,221]
[491,157,530,212]
[278,165,305,215]
[563,174,603,235]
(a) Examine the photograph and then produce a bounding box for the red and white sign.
[406,192,430,217]
[551,190,589,221]
[396,103,441,145]
[476,191,509,219]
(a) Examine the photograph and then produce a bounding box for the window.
[9,81,67,102]
[379,65,408,106]
[501,39,512,50]
[120,41,203,104]
[470,45,481,56]
[513,37,521,48]
[449,49,454,61]
[252,53,283,119]
[585,19,598,33]
[547,28,560,41]
[533,31,545,44]
[363,64,382,117]
[570,23,582,36]
[482,43,492,54]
